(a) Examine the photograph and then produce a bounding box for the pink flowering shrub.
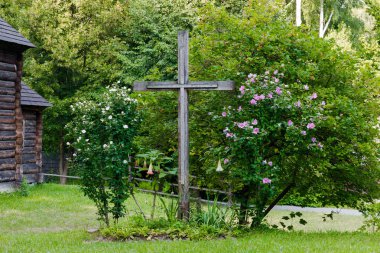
[214,70,326,226]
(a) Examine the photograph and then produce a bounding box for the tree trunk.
[296,0,302,26]
[59,140,68,184]
[319,0,324,38]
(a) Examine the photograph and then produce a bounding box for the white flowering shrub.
[66,86,141,226]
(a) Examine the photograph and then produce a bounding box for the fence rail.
[40,173,233,206]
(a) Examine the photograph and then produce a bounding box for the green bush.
[66,86,141,226]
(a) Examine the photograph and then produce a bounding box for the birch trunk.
[296,0,302,26]
[319,0,324,37]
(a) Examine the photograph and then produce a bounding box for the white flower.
[81,129,86,134]
[123,125,129,129]
[109,141,113,145]
[103,144,108,148]
[108,115,112,120]
[216,160,223,172]
[66,142,70,145]
[106,106,110,111]
[123,160,127,164]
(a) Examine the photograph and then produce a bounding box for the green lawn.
[0,184,378,253]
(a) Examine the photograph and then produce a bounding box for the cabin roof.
[21,82,52,108]
[0,18,35,50]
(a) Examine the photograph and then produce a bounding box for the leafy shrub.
[18,177,30,197]
[359,202,380,233]
[66,86,141,226]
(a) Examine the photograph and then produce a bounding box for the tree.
[189,3,379,225]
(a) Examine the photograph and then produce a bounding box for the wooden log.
[0,102,16,110]
[0,141,15,150]
[0,124,16,131]
[0,150,15,159]
[24,120,36,127]
[0,70,17,82]
[0,163,16,170]
[0,135,16,141]
[24,133,36,140]
[0,62,16,72]
[22,147,34,153]
[24,127,36,134]
[0,170,15,182]
[0,130,16,136]
[22,153,35,163]
[0,110,14,116]
[0,95,15,103]
[23,163,39,173]
[0,88,15,95]
[0,80,15,88]
[0,118,15,124]
[0,157,16,165]
[0,50,17,64]
[23,139,35,147]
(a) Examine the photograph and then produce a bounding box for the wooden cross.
[134,31,234,220]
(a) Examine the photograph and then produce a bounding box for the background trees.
[0,0,378,221]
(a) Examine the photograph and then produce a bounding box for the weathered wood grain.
[0,70,17,82]
[0,141,15,150]
[0,170,15,182]
[0,62,16,72]
[0,135,16,141]
[23,139,35,147]
[22,153,35,163]
[0,80,15,88]
[0,109,14,116]
[0,124,16,131]
[0,102,16,110]
[0,150,15,159]
[0,50,17,64]
[0,95,15,103]
[0,87,15,95]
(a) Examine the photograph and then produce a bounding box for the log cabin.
[0,18,51,191]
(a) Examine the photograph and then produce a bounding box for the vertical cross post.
[133,30,234,221]
[177,31,190,220]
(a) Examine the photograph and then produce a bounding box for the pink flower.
[288,120,293,126]
[262,178,272,184]
[294,101,301,108]
[275,87,282,95]
[274,70,278,75]
[317,142,323,148]
[250,78,255,83]
[239,86,245,95]
[254,94,261,100]
[268,93,273,99]
[253,128,260,134]
[222,112,227,117]
[268,161,273,166]
[238,106,242,112]
[226,132,234,138]
[252,119,258,125]
[304,85,309,90]
[307,123,315,129]
[301,131,307,136]
[311,137,317,143]
[224,158,229,164]
[250,99,257,105]
[274,78,279,83]
[238,121,249,128]
[259,94,265,100]
[310,93,318,100]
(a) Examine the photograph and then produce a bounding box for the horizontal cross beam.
[134,81,234,91]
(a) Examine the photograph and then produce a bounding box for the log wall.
[0,49,17,184]
[22,110,41,183]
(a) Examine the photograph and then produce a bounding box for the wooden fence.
[39,173,233,207]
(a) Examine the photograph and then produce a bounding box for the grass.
[0,184,378,253]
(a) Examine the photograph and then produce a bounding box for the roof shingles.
[0,18,35,48]
[21,83,52,108]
